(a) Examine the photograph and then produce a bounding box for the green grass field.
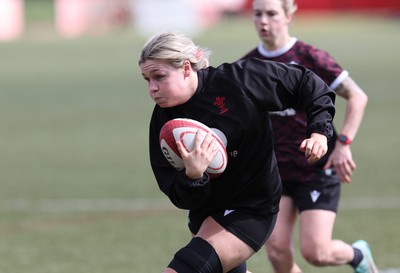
[1,11,400,273]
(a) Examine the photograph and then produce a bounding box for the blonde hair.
[138,32,211,71]
[253,0,297,15]
[282,0,298,15]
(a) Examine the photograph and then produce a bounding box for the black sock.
[349,247,364,268]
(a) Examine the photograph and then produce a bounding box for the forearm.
[335,77,368,141]
[340,94,367,140]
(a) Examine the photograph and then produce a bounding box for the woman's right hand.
[177,131,218,179]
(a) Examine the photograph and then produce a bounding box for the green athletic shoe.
[352,240,379,273]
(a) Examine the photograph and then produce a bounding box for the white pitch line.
[0,197,399,212]
[339,196,400,210]
[0,198,174,212]
[380,269,400,273]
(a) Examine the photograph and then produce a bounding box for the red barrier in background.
[297,0,400,10]
[243,0,400,12]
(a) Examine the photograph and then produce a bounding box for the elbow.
[358,91,368,111]
[170,195,207,210]
[349,89,368,110]
[363,92,369,107]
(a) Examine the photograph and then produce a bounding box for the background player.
[240,0,377,272]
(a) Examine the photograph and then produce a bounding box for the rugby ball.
[159,118,228,178]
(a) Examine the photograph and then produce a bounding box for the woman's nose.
[149,80,158,93]
[260,15,268,23]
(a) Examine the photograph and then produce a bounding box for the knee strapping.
[168,237,222,273]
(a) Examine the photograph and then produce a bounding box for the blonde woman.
[240,0,377,272]
[139,32,335,273]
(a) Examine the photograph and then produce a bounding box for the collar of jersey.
[257,37,297,58]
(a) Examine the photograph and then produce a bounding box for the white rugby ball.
[159,118,228,178]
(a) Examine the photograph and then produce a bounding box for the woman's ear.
[183,60,192,77]
[286,14,293,24]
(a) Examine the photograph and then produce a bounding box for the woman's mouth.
[259,28,269,36]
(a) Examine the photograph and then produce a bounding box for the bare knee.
[266,239,291,263]
[301,247,331,266]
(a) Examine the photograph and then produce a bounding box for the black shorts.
[188,209,277,251]
[282,168,341,213]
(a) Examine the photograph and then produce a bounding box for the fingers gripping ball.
[159,118,228,178]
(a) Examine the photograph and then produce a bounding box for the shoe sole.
[365,247,379,273]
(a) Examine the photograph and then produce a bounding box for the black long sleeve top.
[149,58,335,216]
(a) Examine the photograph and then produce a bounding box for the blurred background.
[1,0,400,41]
[1,0,400,272]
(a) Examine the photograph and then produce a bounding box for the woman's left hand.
[299,133,328,164]
[324,143,356,183]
